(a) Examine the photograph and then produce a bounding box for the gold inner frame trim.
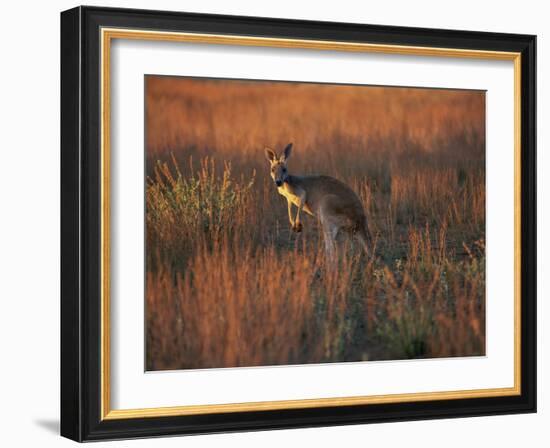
[100,27,522,421]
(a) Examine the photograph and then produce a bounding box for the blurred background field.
[145,76,486,371]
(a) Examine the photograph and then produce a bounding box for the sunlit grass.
[144,77,486,370]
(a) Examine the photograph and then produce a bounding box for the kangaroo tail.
[362,216,373,245]
[354,215,373,255]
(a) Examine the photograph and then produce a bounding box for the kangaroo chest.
[277,184,314,215]
[277,186,300,205]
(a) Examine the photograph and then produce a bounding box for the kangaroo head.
[265,143,293,187]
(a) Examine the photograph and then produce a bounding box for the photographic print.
[61,9,536,440]
[145,76,486,371]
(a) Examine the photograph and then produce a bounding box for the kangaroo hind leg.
[319,195,344,267]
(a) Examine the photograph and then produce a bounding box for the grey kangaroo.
[265,143,372,263]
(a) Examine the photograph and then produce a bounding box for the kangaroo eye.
[282,168,287,173]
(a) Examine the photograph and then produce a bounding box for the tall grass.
[145,76,486,370]
[146,155,256,271]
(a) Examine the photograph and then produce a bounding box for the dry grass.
[145,76,486,371]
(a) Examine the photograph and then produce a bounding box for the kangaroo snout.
[275,180,283,187]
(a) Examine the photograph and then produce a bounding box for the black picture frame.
[61,5,536,442]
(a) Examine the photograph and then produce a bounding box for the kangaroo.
[265,143,372,263]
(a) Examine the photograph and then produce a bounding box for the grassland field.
[145,76,486,371]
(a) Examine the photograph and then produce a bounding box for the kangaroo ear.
[282,143,293,161]
[265,147,277,162]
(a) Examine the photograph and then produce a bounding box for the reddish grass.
[145,76,486,370]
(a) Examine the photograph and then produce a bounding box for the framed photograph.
[60,6,536,442]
